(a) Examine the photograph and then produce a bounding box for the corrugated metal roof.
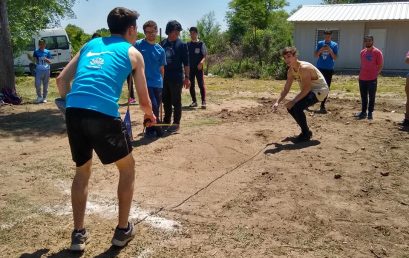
[288,2,409,22]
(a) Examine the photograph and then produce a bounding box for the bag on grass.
[1,88,22,105]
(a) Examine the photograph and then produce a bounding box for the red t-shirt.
[359,47,383,81]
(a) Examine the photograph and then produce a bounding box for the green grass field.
[14,74,407,104]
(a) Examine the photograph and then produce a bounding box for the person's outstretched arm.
[56,52,80,98]
[273,69,293,111]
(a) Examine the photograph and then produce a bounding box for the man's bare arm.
[130,48,154,118]
[56,52,80,98]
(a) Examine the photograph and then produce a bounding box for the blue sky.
[61,0,322,34]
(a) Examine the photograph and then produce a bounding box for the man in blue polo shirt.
[314,30,338,113]
[135,20,167,137]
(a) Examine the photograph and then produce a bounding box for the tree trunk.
[0,0,16,92]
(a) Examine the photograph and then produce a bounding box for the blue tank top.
[66,36,132,117]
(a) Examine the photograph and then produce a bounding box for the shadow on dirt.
[20,248,51,258]
[19,245,126,258]
[0,109,66,139]
[264,140,321,155]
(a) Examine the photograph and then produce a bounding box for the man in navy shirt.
[160,20,190,133]
[314,30,338,113]
[188,27,207,109]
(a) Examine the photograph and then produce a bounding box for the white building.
[288,2,409,73]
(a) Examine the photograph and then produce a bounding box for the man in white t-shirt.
[273,47,329,142]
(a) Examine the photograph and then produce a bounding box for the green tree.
[196,11,225,74]
[222,0,291,78]
[0,0,77,91]
[65,24,90,54]
[226,0,288,43]
[196,11,222,55]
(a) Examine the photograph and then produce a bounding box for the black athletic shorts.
[66,108,133,167]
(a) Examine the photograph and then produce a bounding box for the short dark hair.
[91,32,101,39]
[38,39,46,44]
[324,30,332,35]
[281,47,297,57]
[107,7,139,35]
[143,20,158,32]
[165,20,182,35]
[364,35,374,41]
[189,27,198,33]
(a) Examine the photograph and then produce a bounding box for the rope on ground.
[134,144,268,225]
[169,144,268,210]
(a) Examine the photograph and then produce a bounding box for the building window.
[315,29,340,46]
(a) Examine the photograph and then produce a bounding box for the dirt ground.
[1,80,409,258]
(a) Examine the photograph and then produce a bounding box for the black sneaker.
[201,101,206,109]
[293,131,312,143]
[367,112,373,120]
[70,229,89,251]
[189,102,198,108]
[111,222,136,247]
[166,123,180,133]
[398,119,409,127]
[355,112,367,120]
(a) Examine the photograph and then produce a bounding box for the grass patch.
[186,117,220,128]
[14,74,406,104]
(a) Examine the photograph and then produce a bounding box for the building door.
[368,29,386,54]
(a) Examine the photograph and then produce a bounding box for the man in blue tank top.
[135,20,167,137]
[56,7,156,251]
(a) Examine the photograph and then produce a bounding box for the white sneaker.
[42,99,47,103]
[35,97,43,103]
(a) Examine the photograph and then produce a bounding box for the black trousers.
[189,67,206,103]
[318,68,334,108]
[127,74,135,99]
[287,92,318,134]
[163,80,183,124]
[359,79,377,114]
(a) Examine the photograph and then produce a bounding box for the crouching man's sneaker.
[166,123,180,133]
[70,229,89,251]
[293,130,313,143]
[111,222,136,247]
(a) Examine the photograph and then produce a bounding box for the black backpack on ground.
[1,88,22,105]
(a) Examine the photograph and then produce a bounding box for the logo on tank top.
[86,51,114,57]
[86,51,114,69]
[87,57,105,69]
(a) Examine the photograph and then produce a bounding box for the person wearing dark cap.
[187,27,207,109]
[160,20,190,133]
[314,30,338,113]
